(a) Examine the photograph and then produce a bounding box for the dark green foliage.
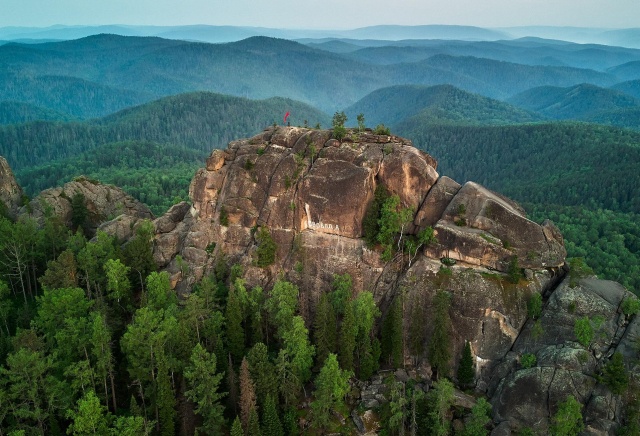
[374,124,391,135]
[330,273,352,315]
[401,120,640,220]
[457,341,475,387]
[255,227,277,268]
[574,316,594,348]
[507,256,521,284]
[551,395,584,436]
[261,394,283,436]
[338,300,357,372]
[247,342,278,407]
[332,111,348,140]
[313,293,337,366]
[382,296,404,368]
[568,257,594,287]
[17,141,201,216]
[526,204,640,292]
[184,343,226,434]
[363,184,391,246]
[520,353,537,369]
[219,207,229,226]
[527,293,543,319]
[622,297,640,316]
[600,352,629,395]
[70,192,88,232]
[407,299,426,357]
[345,84,542,128]
[461,397,492,436]
[310,353,351,429]
[248,408,262,436]
[225,283,246,363]
[231,416,243,436]
[429,290,452,378]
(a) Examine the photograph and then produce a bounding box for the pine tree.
[247,342,277,408]
[261,394,284,436]
[184,343,226,434]
[429,290,452,378]
[156,355,176,436]
[226,284,246,363]
[338,301,357,372]
[457,341,475,387]
[382,296,404,368]
[314,293,337,366]
[310,353,352,429]
[239,357,257,432]
[551,395,584,436]
[248,408,262,436]
[230,416,243,436]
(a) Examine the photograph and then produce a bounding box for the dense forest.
[0,204,488,434]
[0,92,330,171]
[16,141,203,215]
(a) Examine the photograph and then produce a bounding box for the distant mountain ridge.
[2,24,640,47]
[508,83,640,119]
[1,34,629,114]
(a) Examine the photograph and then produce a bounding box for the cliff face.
[151,126,638,433]
[0,156,24,219]
[154,127,567,369]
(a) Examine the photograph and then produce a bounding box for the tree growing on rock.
[551,395,584,436]
[457,341,475,387]
[429,290,452,378]
[310,353,351,429]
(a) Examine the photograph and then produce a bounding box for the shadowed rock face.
[0,156,23,219]
[19,176,154,236]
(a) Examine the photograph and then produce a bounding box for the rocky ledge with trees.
[0,125,638,434]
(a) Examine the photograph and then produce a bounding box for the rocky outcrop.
[156,127,563,293]
[20,176,154,236]
[0,156,23,219]
[490,276,636,434]
[147,126,639,431]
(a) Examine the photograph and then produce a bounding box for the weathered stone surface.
[20,176,153,235]
[425,182,566,272]
[0,156,23,219]
[489,274,636,433]
[414,176,461,229]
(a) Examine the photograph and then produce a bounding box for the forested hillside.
[16,141,202,215]
[0,92,330,171]
[0,101,75,124]
[345,84,542,127]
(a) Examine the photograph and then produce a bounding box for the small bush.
[622,297,640,316]
[374,124,391,135]
[257,147,265,156]
[454,217,467,227]
[441,257,456,266]
[574,316,593,348]
[507,256,522,284]
[219,207,229,226]
[521,353,537,369]
[244,159,255,170]
[255,227,278,268]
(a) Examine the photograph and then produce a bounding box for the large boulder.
[20,176,153,235]
[0,156,23,219]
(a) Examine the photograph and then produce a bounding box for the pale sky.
[0,0,639,29]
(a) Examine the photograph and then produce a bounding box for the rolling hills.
[0,91,330,171]
[1,34,637,116]
[508,83,640,120]
[344,84,542,127]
